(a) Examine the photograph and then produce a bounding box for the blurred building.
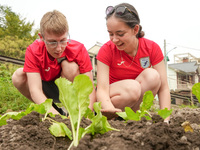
[167,53,200,105]
[88,42,103,80]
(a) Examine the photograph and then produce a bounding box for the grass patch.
[0,63,32,114]
[179,104,198,109]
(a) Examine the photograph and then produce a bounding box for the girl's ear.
[133,24,140,35]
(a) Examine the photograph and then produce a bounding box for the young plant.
[192,82,200,102]
[54,75,92,148]
[84,102,119,136]
[0,99,53,126]
[116,91,172,121]
[54,75,119,149]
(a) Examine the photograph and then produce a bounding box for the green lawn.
[0,63,32,114]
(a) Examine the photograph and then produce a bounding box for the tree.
[0,5,39,40]
[0,5,39,58]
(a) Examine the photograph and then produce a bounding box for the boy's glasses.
[43,34,70,48]
[106,6,138,19]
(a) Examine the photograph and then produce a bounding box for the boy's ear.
[38,32,43,40]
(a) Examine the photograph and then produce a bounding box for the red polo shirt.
[96,38,164,84]
[23,39,92,81]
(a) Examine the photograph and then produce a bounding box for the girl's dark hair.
[106,3,145,38]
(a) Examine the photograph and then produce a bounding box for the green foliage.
[117,91,172,121]
[192,83,200,103]
[0,5,39,40]
[0,36,33,59]
[0,63,31,114]
[0,5,39,59]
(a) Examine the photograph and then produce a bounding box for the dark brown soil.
[0,107,200,150]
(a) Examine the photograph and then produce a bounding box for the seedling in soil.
[116,91,172,121]
[54,75,119,149]
[0,99,53,126]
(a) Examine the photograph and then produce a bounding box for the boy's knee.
[12,68,26,86]
[61,60,80,81]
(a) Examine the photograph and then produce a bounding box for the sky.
[1,0,200,64]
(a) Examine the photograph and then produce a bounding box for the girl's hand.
[101,108,122,120]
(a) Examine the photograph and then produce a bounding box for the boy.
[12,10,96,115]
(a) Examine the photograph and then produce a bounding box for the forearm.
[30,89,47,104]
[97,88,115,109]
[88,87,96,111]
[158,86,171,110]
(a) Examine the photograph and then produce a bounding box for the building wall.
[168,68,177,90]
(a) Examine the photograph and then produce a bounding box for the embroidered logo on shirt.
[140,57,150,69]
[45,67,50,72]
[117,61,125,66]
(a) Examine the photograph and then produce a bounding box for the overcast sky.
[1,0,200,63]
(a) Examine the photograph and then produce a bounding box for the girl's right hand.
[101,108,122,120]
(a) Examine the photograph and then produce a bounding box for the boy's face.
[41,32,68,59]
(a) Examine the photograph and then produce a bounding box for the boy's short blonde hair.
[40,10,69,36]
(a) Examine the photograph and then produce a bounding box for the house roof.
[88,42,103,55]
[168,61,198,73]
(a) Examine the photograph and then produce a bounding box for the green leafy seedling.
[55,74,119,149]
[192,82,200,102]
[117,91,172,121]
[158,108,173,120]
[117,91,154,121]
[0,99,53,126]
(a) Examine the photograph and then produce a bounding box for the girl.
[96,3,171,122]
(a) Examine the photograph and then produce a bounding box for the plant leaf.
[192,83,200,102]
[84,102,119,136]
[126,107,140,121]
[140,91,154,112]
[116,111,128,120]
[158,108,173,120]
[49,122,72,139]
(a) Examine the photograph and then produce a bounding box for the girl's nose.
[112,35,119,43]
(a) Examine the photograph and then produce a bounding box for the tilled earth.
[0,107,200,150]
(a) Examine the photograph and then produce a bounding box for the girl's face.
[106,16,139,53]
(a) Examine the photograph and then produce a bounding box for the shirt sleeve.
[75,44,93,73]
[23,46,40,73]
[96,42,112,66]
[150,42,164,66]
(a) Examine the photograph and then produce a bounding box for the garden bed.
[0,107,200,150]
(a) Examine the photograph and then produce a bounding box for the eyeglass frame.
[106,6,138,20]
[42,34,70,48]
